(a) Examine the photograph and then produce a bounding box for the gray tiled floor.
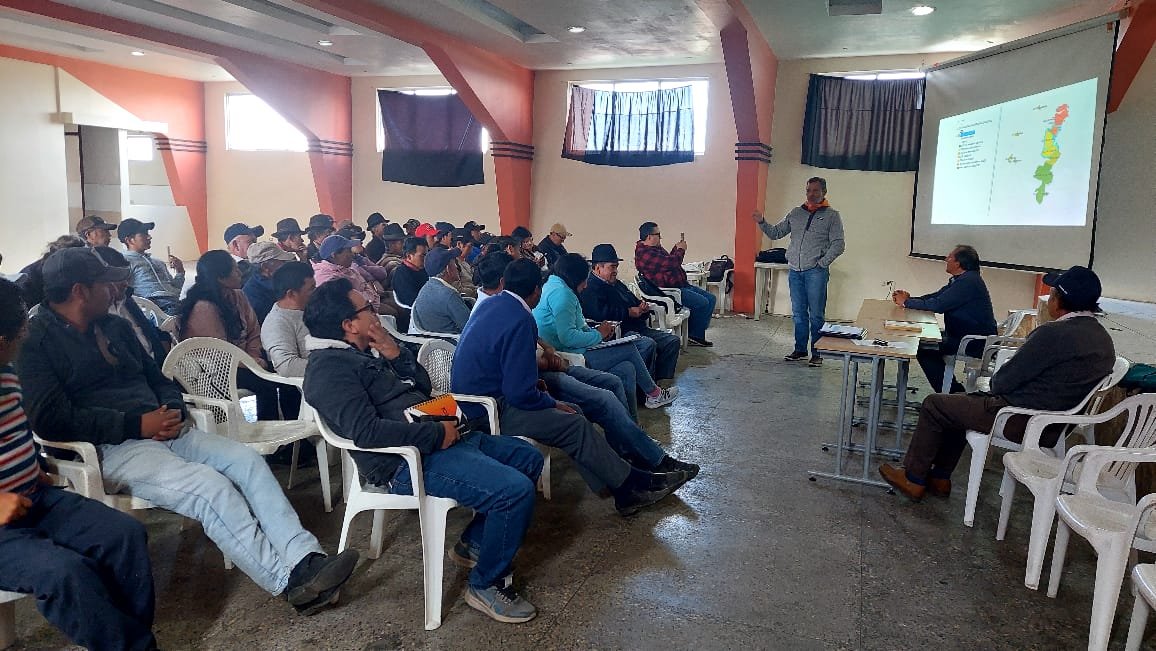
[10,309,1156,650]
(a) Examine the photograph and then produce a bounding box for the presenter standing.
[753,177,845,366]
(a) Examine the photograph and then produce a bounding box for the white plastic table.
[753,262,789,319]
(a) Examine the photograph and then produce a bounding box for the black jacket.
[536,237,567,269]
[904,270,997,353]
[19,307,187,445]
[303,340,445,486]
[578,273,651,333]
[392,264,429,307]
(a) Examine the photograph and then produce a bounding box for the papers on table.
[588,333,641,350]
[819,323,866,339]
[883,320,923,332]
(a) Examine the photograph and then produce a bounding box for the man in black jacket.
[580,244,681,381]
[20,248,358,616]
[892,245,997,392]
[301,278,542,624]
[536,223,571,269]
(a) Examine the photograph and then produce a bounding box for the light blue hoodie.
[533,275,602,354]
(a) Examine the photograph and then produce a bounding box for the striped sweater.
[0,365,40,496]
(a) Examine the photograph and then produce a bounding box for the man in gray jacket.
[753,177,845,366]
[411,247,470,334]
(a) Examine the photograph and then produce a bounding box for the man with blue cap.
[410,247,469,334]
[312,235,384,314]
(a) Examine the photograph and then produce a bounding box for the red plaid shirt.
[634,241,687,288]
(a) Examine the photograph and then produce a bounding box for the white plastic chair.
[961,356,1129,528]
[999,392,1156,590]
[132,295,175,330]
[162,338,336,512]
[0,591,21,649]
[1125,563,1156,650]
[1049,459,1156,651]
[380,314,442,347]
[627,280,689,349]
[942,309,1035,393]
[416,339,551,500]
[309,392,500,630]
[392,290,413,311]
[706,268,734,315]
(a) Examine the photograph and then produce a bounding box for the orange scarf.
[803,199,830,213]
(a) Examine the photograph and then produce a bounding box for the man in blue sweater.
[453,259,689,516]
[892,245,997,392]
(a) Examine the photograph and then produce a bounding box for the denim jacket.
[123,250,183,305]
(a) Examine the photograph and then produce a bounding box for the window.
[801,73,924,172]
[225,93,308,152]
[572,79,709,155]
[125,133,154,161]
[375,87,489,153]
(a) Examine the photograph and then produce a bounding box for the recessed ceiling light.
[317,39,333,46]
[910,5,935,16]
[130,50,145,56]
[567,26,585,34]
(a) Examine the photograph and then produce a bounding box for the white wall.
[531,64,738,269]
[1092,48,1156,303]
[351,75,499,226]
[764,53,1041,321]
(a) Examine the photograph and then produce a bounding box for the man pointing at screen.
[753,177,845,366]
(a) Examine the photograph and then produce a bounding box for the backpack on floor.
[1121,364,1156,392]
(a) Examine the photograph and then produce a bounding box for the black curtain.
[562,85,695,167]
[378,90,484,187]
[801,74,924,172]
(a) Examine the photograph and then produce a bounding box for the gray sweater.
[990,315,1116,411]
[411,277,471,334]
[261,304,310,377]
[759,206,845,271]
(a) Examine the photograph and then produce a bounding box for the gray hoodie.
[759,205,845,271]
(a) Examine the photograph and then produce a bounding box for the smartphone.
[680,232,685,241]
[166,246,172,259]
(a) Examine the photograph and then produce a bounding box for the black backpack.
[756,248,787,264]
[707,256,735,293]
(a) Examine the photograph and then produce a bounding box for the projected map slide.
[930,78,1099,227]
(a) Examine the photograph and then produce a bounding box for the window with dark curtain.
[562,85,695,167]
[377,90,484,187]
[801,74,924,172]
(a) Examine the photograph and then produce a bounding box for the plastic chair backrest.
[393,290,413,310]
[132,296,167,328]
[1100,394,1156,485]
[162,337,245,424]
[999,310,1027,337]
[417,339,456,397]
[1085,356,1132,416]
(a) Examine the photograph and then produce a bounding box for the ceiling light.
[130,50,145,56]
[567,26,585,34]
[317,39,333,46]
[910,5,934,16]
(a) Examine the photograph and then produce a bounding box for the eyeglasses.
[349,303,374,319]
[650,232,662,237]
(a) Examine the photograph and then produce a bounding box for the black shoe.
[285,549,359,615]
[688,336,713,347]
[808,355,823,367]
[653,455,700,480]
[784,350,808,361]
[614,470,689,516]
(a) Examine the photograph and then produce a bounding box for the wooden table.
[809,308,921,488]
[753,262,790,319]
[855,299,942,344]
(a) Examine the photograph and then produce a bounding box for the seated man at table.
[892,245,997,393]
[879,266,1115,501]
[302,278,542,623]
[580,243,681,381]
[634,222,716,347]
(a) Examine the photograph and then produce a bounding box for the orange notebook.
[403,394,463,423]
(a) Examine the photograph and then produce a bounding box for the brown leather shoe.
[926,477,951,497]
[879,464,925,502]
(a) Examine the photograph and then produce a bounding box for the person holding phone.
[634,222,716,347]
[118,218,185,315]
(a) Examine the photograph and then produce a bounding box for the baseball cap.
[42,247,130,290]
[464,220,486,232]
[247,241,297,265]
[550,223,572,237]
[403,219,421,230]
[76,216,117,236]
[117,218,155,241]
[366,213,388,230]
[1042,266,1102,310]
[435,221,455,235]
[415,223,438,237]
[451,228,473,245]
[273,218,306,238]
[224,222,264,244]
[591,244,623,263]
[424,246,461,276]
[319,235,355,260]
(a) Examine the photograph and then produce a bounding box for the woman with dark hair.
[534,253,676,410]
[178,250,297,420]
[16,235,86,307]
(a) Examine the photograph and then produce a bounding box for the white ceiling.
[0,0,1125,81]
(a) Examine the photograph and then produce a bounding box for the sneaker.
[688,336,713,347]
[808,355,823,367]
[643,387,677,409]
[448,539,480,569]
[614,470,689,516]
[653,455,700,480]
[285,549,360,615]
[784,350,808,361]
[465,584,537,623]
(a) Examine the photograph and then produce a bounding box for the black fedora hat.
[591,244,623,263]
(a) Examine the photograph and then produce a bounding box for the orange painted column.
[1109,0,1156,112]
[157,141,209,251]
[491,148,534,230]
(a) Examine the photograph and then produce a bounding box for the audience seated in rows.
[301,278,542,623]
[0,276,159,650]
[411,247,470,334]
[392,237,430,308]
[634,221,715,347]
[580,243,681,382]
[19,247,359,617]
[120,219,184,315]
[244,241,298,323]
[880,265,1116,501]
[312,235,383,316]
[536,223,571,269]
[94,246,172,368]
[261,262,316,378]
[223,222,262,287]
[452,258,690,516]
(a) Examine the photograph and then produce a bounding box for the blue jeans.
[679,285,717,339]
[390,432,541,589]
[637,327,680,380]
[99,428,324,595]
[0,486,156,651]
[787,266,830,354]
[543,367,666,468]
[583,340,659,395]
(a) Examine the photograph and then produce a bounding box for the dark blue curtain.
[378,90,484,187]
[562,85,695,167]
[801,74,924,172]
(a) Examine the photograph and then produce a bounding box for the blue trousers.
[0,486,157,651]
[636,327,680,380]
[787,266,830,354]
[390,433,541,590]
[543,367,666,468]
[583,340,659,395]
[679,285,717,339]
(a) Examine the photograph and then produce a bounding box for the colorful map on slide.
[930,78,1098,227]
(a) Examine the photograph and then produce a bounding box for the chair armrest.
[1074,448,1156,496]
[181,393,237,427]
[34,437,106,499]
[187,407,214,434]
[236,355,304,389]
[1019,409,1128,452]
[35,437,101,467]
[991,405,1055,438]
[452,394,501,436]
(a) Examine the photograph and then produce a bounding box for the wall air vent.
[827,0,884,16]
